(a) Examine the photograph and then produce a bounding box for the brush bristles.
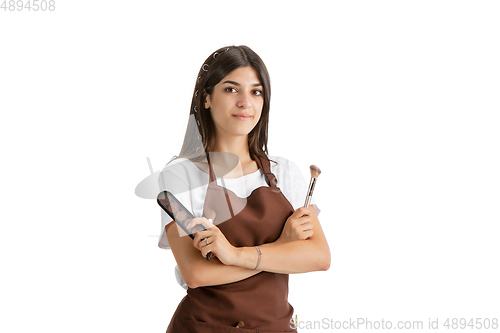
[310,165,321,178]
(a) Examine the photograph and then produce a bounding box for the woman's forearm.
[188,238,328,288]
[174,206,330,287]
[187,257,262,288]
[236,239,331,274]
[187,239,324,287]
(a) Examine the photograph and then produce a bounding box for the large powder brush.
[304,165,321,207]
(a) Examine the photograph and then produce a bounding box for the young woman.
[158,45,330,332]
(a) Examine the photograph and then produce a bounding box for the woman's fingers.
[192,217,219,249]
[194,232,219,259]
[188,216,216,230]
[291,215,312,229]
[304,229,314,239]
[290,217,314,240]
[193,229,211,249]
[300,221,313,231]
[200,242,213,258]
[187,217,206,229]
[196,217,216,230]
[294,206,312,218]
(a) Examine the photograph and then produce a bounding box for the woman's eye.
[253,90,263,96]
[225,87,237,93]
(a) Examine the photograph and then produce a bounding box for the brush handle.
[304,196,312,208]
[304,177,317,207]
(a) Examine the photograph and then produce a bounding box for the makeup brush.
[304,165,321,207]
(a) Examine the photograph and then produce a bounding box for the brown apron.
[166,154,297,333]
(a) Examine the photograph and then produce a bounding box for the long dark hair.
[177,45,272,163]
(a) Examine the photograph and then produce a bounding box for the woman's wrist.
[234,246,260,270]
[232,241,281,270]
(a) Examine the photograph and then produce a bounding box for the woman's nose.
[237,93,252,109]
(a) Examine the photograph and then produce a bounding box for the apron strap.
[206,153,217,183]
[253,154,278,188]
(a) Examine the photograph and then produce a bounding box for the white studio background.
[1,1,499,332]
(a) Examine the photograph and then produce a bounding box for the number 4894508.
[1,0,56,11]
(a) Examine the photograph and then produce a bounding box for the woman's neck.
[213,135,253,164]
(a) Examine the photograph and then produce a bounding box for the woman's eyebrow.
[222,80,262,87]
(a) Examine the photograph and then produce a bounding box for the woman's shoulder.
[267,155,301,173]
[158,157,207,192]
[266,155,305,187]
[160,157,205,176]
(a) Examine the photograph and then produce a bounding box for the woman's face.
[205,66,264,142]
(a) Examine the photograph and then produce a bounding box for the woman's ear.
[204,92,211,109]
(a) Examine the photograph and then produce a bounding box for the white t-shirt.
[158,155,320,289]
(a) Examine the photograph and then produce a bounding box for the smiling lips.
[233,114,252,121]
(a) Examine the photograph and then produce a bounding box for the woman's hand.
[190,218,239,266]
[276,206,314,244]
